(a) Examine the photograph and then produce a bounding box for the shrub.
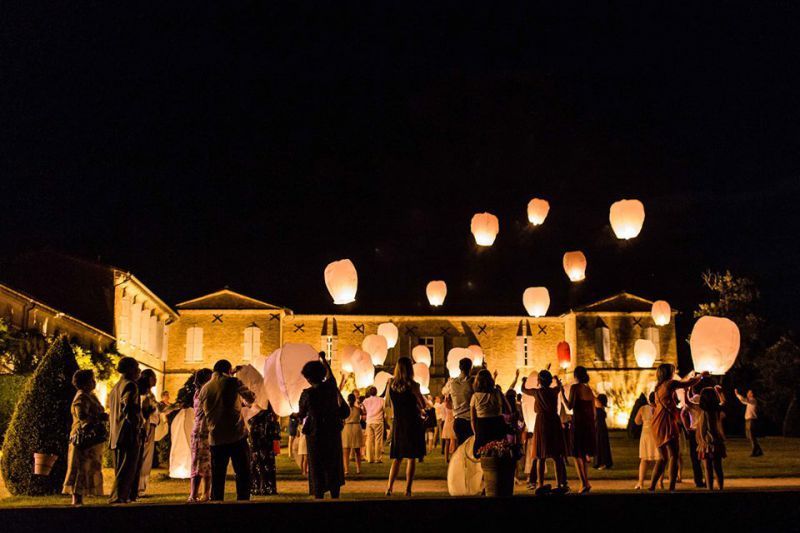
[0,337,79,495]
[0,375,29,445]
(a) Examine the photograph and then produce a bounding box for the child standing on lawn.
[695,385,727,490]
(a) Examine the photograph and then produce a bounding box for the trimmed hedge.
[0,374,28,445]
[0,337,79,495]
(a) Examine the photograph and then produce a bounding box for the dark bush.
[0,375,28,445]
[0,337,79,495]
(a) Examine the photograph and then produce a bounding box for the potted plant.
[477,439,521,497]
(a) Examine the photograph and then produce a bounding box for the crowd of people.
[58,352,763,505]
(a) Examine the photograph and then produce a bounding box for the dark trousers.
[210,438,251,501]
[685,429,705,487]
[746,420,763,456]
[110,441,141,503]
[454,418,474,446]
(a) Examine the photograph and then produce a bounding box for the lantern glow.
[412,345,432,367]
[467,345,484,366]
[377,322,399,349]
[470,212,499,246]
[324,259,358,304]
[651,300,671,326]
[339,344,357,373]
[690,316,740,375]
[413,363,430,394]
[527,198,550,226]
[557,341,571,370]
[264,343,318,417]
[426,281,447,306]
[609,199,645,240]
[562,251,587,282]
[362,334,389,366]
[523,287,550,317]
[351,349,376,388]
[374,371,393,396]
[634,339,657,368]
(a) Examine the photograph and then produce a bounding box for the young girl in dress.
[296,418,309,476]
[634,392,661,489]
[695,386,727,490]
[441,395,457,462]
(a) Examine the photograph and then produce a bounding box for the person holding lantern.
[441,357,475,445]
[648,364,702,492]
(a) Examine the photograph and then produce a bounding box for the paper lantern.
[470,212,499,246]
[426,280,447,306]
[351,349,375,388]
[169,407,194,479]
[236,364,267,408]
[412,345,432,367]
[557,341,571,370]
[446,359,460,378]
[362,334,389,366]
[527,198,550,226]
[522,287,550,317]
[324,259,358,304]
[609,199,645,240]
[264,343,318,417]
[562,251,587,282]
[520,371,538,430]
[651,300,671,326]
[377,322,399,349]
[447,436,483,496]
[374,371,393,396]
[634,339,657,368]
[338,345,357,373]
[467,345,484,366]
[413,363,430,394]
[690,316,740,375]
[447,347,472,377]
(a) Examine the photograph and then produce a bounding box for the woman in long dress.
[342,393,364,475]
[63,369,107,505]
[634,392,661,489]
[298,357,349,499]
[593,394,613,469]
[649,364,701,491]
[188,368,213,502]
[385,357,427,497]
[248,404,280,495]
[560,366,596,493]
[521,370,568,494]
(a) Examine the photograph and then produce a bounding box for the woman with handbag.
[63,369,109,505]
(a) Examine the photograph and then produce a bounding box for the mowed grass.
[1,433,799,507]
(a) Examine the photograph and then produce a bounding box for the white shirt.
[363,396,385,424]
[737,394,758,420]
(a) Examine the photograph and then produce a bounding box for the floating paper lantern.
[520,370,538,430]
[339,344,357,373]
[426,280,447,306]
[651,300,671,326]
[362,334,389,366]
[690,316,740,375]
[169,407,194,479]
[557,341,571,370]
[562,251,587,282]
[374,371,393,396]
[609,199,645,240]
[467,345,484,366]
[263,343,318,417]
[413,363,430,394]
[523,287,550,317]
[634,339,657,368]
[447,347,472,377]
[470,212,499,246]
[527,198,550,226]
[351,349,375,388]
[324,259,358,304]
[377,322,399,349]
[236,364,267,408]
[446,359,460,378]
[412,345,432,367]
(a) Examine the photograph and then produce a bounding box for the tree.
[0,320,48,375]
[759,335,800,436]
[0,336,79,495]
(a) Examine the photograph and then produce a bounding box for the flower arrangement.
[477,439,522,460]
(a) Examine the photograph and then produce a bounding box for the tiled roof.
[176,289,285,310]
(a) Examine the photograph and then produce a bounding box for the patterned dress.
[190,390,211,478]
[63,391,106,496]
[248,407,280,495]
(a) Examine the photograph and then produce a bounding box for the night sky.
[2,5,800,335]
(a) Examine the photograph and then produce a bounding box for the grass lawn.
[1,432,798,507]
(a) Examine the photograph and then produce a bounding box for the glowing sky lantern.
[527,198,550,226]
[562,251,587,282]
[426,280,447,306]
[651,300,671,326]
[446,359,460,378]
[467,345,484,366]
[447,347,472,377]
[324,259,358,304]
[412,345,432,367]
[523,287,550,317]
[374,371,393,396]
[520,370,538,430]
[263,343,318,417]
[413,363,431,394]
[690,316,740,375]
[339,344,357,373]
[470,212,499,246]
[634,339,657,368]
[557,341,571,370]
[609,199,645,240]
[377,322,399,349]
[169,406,194,478]
[362,334,388,366]
[236,364,267,408]
[351,349,375,388]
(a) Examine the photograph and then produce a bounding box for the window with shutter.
[514,336,528,368]
[186,327,203,362]
[243,326,261,361]
[119,293,130,342]
[149,315,158,354]
[320,335,336,362]
[130,301,142,347]
[140,308,150,352]
[595,327,611,362]
[645,327,660,359]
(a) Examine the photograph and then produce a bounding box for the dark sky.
[2,4,799,333]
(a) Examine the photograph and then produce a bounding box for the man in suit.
[108,356,144,504]
[199,359,256,501]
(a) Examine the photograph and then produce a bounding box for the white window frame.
[185,326,204,362]
[243,326,261,361]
